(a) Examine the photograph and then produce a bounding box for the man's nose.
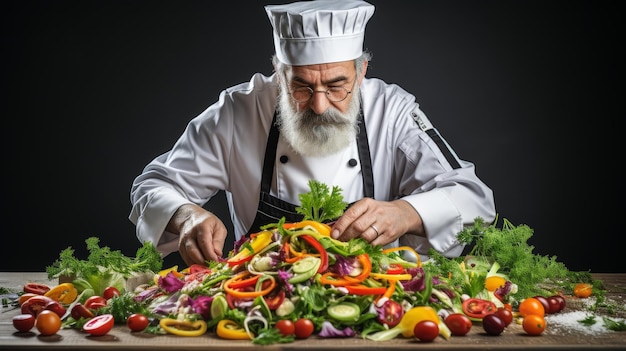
[308,90,331,115]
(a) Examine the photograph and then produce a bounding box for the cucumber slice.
[327,302,361,322]
[292,256,320,273]
[210,294,228,319]
[289,256,321,283]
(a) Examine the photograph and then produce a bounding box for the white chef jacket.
[129,73,496,262]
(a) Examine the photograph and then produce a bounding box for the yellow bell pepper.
[44,282,78,304]
[154,265,184,284]
[216,319,252,340]
[227,230,273,266]
[283,220,332,236]
[159,318,207,337]
[365,306,450,341]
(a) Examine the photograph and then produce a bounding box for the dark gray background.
[2,1,621,273]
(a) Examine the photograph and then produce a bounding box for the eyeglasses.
[289,86,352,103]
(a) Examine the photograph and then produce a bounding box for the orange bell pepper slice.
[223,272,276,298]
[44,282,78,304]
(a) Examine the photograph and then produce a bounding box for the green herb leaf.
[296,180,348,223]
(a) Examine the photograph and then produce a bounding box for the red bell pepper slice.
[23,283,51,295]
[345,285,387,295]
[386,263,404,274]
[300,234,328,273]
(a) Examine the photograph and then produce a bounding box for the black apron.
[246,111,375,235]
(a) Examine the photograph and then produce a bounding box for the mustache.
[296,108,353,128]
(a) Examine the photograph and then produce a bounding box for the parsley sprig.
[296,180,348,223]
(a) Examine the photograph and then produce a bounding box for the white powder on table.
[544,297,626,335]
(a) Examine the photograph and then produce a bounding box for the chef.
[129,0,496,266]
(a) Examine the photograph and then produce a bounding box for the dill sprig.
[457,217,592,298]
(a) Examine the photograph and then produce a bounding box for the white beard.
[276,84,361,157]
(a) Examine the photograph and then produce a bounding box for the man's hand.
[330,198,424,245]
[167,204,228,266]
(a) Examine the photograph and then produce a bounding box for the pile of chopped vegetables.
[29,180,619,344]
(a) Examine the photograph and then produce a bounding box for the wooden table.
[1,272,625,350]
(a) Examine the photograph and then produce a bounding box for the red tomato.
[377,299,404,327]
[23,283,51,295]
[294,318,314,339]
[13,314,36,332]
[21,295,54,316]
[495,307,513,327]
[71,303,95,320]
[35,310,62,336]
[462,298,497,319]
[413,320,439,342]
[445,313,472,336]
[103,286,121,300]
[275,319,295,337]
[83,314,115,336]
[552,295,566,311]
[44,300,66,318]
[18,293,38,306]
[127,313,150,332]
[85,295,108,310]
[546,296,562,314]
[482,313,505,336]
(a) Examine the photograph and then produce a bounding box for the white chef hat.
[265,0,375,66]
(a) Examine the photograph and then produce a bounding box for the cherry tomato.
[546,296,562,314]
[377,299,404,327]
[275,319,295,337]
[71,303,95,320]
[519,297,545,318]
[85,295,108,310]
[127,313,150,332]
[495,307,513,327]
[13,314,36,332]
[552,295,566,311]
[482,313,505,336]
[444,313,472,336]
[462,298,497,319]
[21,295,54,316]
[35,310,62,336]
[83,314,115,336]
[413,320,439,342]
[103,286,121,300]
[532,296,550,314]
[18,293,38,306]
[294,318,314,339]
[573,283,593,298]
[44,300,66,318]
[23,283,51,295]
[522,314,546,335]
